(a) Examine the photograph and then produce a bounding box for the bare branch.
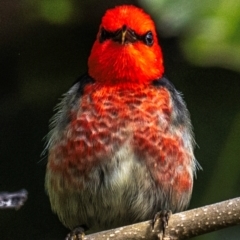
[81,197,240,240]
[0,189,28,210]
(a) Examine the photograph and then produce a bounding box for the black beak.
[112,25,137,44]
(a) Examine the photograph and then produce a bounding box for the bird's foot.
[152,210,172,239]
[65,226,86,240]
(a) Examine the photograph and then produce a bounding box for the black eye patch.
[99,27,154,47]
[99,27,115,43]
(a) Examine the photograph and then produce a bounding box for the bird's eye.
[99,28,112,43]
[144,31,154,46]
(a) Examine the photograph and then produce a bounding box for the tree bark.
[82,197,240,240]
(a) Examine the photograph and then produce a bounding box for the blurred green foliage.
[35,0,73,24]
[141,0,240,72]
[0,0,239,239]
[24,0,79,24]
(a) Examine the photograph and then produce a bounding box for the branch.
[82,197,240,240]
[0,189,28,210]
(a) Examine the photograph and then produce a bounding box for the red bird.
[45,4,199,238]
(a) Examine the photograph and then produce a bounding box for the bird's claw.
[65,226,85,240]
[152,210,172,237]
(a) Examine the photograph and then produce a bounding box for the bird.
[45,4,199,239]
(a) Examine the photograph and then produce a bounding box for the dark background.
[0,1,240,239]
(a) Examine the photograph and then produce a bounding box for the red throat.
[88,5,164,85]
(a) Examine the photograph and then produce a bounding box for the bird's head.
[88,5,164,85]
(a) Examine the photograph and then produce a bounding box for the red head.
[88,5,164,85]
